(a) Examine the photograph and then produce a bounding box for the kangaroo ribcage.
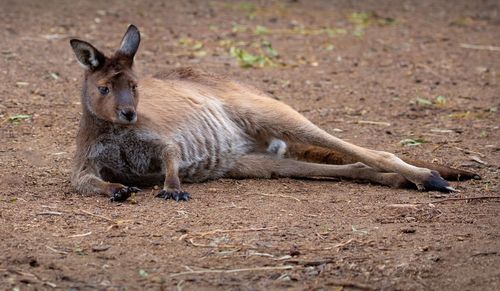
[175,106,252,182]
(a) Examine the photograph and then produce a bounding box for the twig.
[188,238,249,249]
[247,251,274,258]
[460,43,500,52]
[327,280,376,291]
[386,203,419,209]
[68,231,92,238]
[454,146,486,158]
[249,192,301,202]
[188,236,357,253]
[470,155,487,165]
[357,120,391,126]
[302,238,358,251]
[176,279,185,291]
[316,232,327,240]
[78,209,115,222]
[431,143,446,153]
[286,258,335,267]
[42,280,58,288]
[194,227,277,238]
[332,238,356,250]
[45,245,69,255]
[304,214,318,217]
[41,205,59,209]
[471,251,498,257]
[2,268,57,288]
[37,211,64,216]
[429,196,500,204]
[170,265,294,277]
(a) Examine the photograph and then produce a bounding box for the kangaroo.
[70,25,479,202]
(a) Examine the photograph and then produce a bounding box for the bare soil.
[1,0,499,290]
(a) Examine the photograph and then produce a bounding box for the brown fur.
[70,25,479,201]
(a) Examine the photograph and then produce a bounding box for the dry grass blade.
[470,155,487,165]
[285,257,335,266]
[247,251,275,258]
[333,238,357,249]
[298,238,358,251]
[386,203,419,209]
[68,231,92,238]
[45,245,69,255]
[327,280,376,291]
[78,209,115,222]
[471,251,498,257]
[2,268,57,288]
[188,238,249,249]
[429,196,500,204]
[357,120,391,126]
[249,192,301,202]
[170,265,294,277]
[36,211,64,216]
[459,43,500,51]
[194,226,277,238]
[454,146,486,158]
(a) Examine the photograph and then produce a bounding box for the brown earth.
[1,0,499,290]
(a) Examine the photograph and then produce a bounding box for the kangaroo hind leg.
[282,142,481,182]
[238,98,454,192]
[225,154,408,188]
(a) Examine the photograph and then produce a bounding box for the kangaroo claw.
[156,190,191,201]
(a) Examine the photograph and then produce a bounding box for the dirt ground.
[1,0,499,290]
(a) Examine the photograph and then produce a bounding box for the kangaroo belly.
[174,106,253,182]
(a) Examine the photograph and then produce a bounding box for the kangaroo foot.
[417,171,456,193]
[156,190,191,201]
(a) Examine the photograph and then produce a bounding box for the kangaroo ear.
[70,39,105,71]
[117,24,140,60]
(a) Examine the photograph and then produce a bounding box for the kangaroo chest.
[89,129,164,183]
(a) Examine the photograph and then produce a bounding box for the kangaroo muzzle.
[117,106,137,123]
[116,89,137,124]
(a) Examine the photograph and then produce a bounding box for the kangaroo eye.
[98,86,109,95]
[132,84,137,90]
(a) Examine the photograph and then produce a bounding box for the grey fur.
[70,39,104,70]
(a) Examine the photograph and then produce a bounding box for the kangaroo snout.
[118,108,137,123]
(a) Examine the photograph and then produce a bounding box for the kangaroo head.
[70,25,141,124]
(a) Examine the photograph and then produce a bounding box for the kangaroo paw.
[110,186,142,202]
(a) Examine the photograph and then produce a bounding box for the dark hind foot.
[421,171,456,193]
[110,186,142,202]
[156,189,191,201]
[401,158,481,181]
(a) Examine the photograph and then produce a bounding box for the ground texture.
[1,0,499,290]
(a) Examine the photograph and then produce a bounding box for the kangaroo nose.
[120,109,137,122]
